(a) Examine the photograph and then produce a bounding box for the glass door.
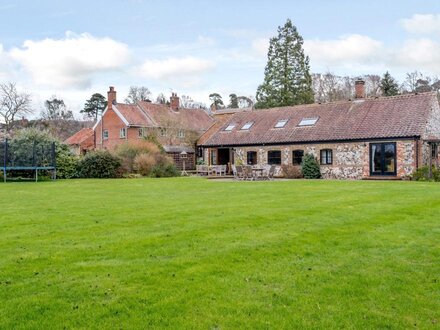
[370,143,396,176]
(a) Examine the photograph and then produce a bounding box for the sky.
[1,0,440,117]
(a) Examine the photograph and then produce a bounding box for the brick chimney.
[170,92,180,111]
[355,78,365,99]
[108,86,116,109]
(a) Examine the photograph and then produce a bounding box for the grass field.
[0,178,439,329]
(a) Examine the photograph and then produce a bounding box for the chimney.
[108,86,116,109]
[355,78,365,99]
[170,92,180,111]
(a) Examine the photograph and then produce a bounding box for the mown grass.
[0,178,439,329]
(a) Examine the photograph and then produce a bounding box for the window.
[275,119,288,128]
[298,117,319,126]
[370,143,396,176]
[292,150,304,165]
[179,129,185,138]
[241,122,254,130]
[247,151,257,165]
[210,149,217,165]
[160,128,166,137]
[268,150,281,165]
[103,130,109,140]
[138,128,144,138]
[224,124,235,131]
[119,128,127,138]
[320,149,332,165]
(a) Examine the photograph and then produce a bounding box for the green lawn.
[0,178,439,329]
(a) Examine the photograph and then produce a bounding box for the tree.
[255,19,314,109]
[209,93,224,109]
[237,96,254,108]
[301,154,321,179]
[228,94,239,108]
[380,71,399,96]
[156,93,167,105]
[0,82,32,133]
[41,96,73,121]
[125,86,151,104]
[81,93,106,120]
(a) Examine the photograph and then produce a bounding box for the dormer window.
[241,122,254,130]
[224,124,235,131]
[275,119,288,128]
[298,117,319,126]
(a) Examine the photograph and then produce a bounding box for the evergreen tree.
[380,71,399,96]
[209,93,224,109]
[228,94,239,108]
[81,93,106,120]
[301,154,321,179]
[256,19,314,109]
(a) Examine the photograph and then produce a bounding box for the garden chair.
[266,165,276,180]
[236,165,244,180]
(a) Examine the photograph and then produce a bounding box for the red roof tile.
[65,128,93,145]
[199,92,438,146]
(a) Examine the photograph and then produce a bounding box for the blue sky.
[1,0,440,115]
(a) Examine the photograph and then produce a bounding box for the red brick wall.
[95,109,127,150]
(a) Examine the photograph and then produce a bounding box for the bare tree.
[0,82,32,132]
[125,86,152,104]
[41,96,73,120]
[237,96,254,108]
[364,74,381,97]
[403,71,423,93]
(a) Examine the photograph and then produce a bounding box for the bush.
[56,144,79,179]
[150,163,180,178]
[78,150,122,178]
[281,164,303,179]
[133,153,156,176]
[411,166,440,182]
[301,154,321,179]
[115,140,161,173]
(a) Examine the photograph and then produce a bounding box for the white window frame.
[120,127,127,139]
[275,119,288,128]
[160,127,167,137]
[138,128,144,138]
[103,130,109,140]
[298,117,319,126]
[240,122,254,130]
[178,129,185,138]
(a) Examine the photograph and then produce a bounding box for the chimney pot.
[355,78,365,99]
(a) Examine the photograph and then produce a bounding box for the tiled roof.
[137,102,213,131]
[113,102,213,131]
[199,92,438,147]
[65,128,93,145]
[114,103,155,127]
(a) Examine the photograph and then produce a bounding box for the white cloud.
[9,31,130,89]
[139,56,215,80]
[401,14,440,34]
[304,34,383,65]
[394,38,440,74]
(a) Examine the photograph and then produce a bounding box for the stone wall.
[203,139,418,179]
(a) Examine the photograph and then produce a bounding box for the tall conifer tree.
[256,19,314,109]
[380,71,399,96]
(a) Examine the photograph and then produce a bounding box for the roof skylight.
[224,124,235,131]
[298,117,319,126]
[240,122,254,130]
[275,119,288,128]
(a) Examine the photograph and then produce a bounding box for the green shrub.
[301,154,321,179]
[78,150,122,178]
[411,166,440,182]
[150,163,180,178]
[281,164,303,179]
[56,144,79,179]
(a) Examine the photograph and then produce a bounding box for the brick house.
[198,80,440,179]
[91,87,214,169]
[64,128,94,155]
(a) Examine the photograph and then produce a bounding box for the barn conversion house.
[198,80,440,179]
